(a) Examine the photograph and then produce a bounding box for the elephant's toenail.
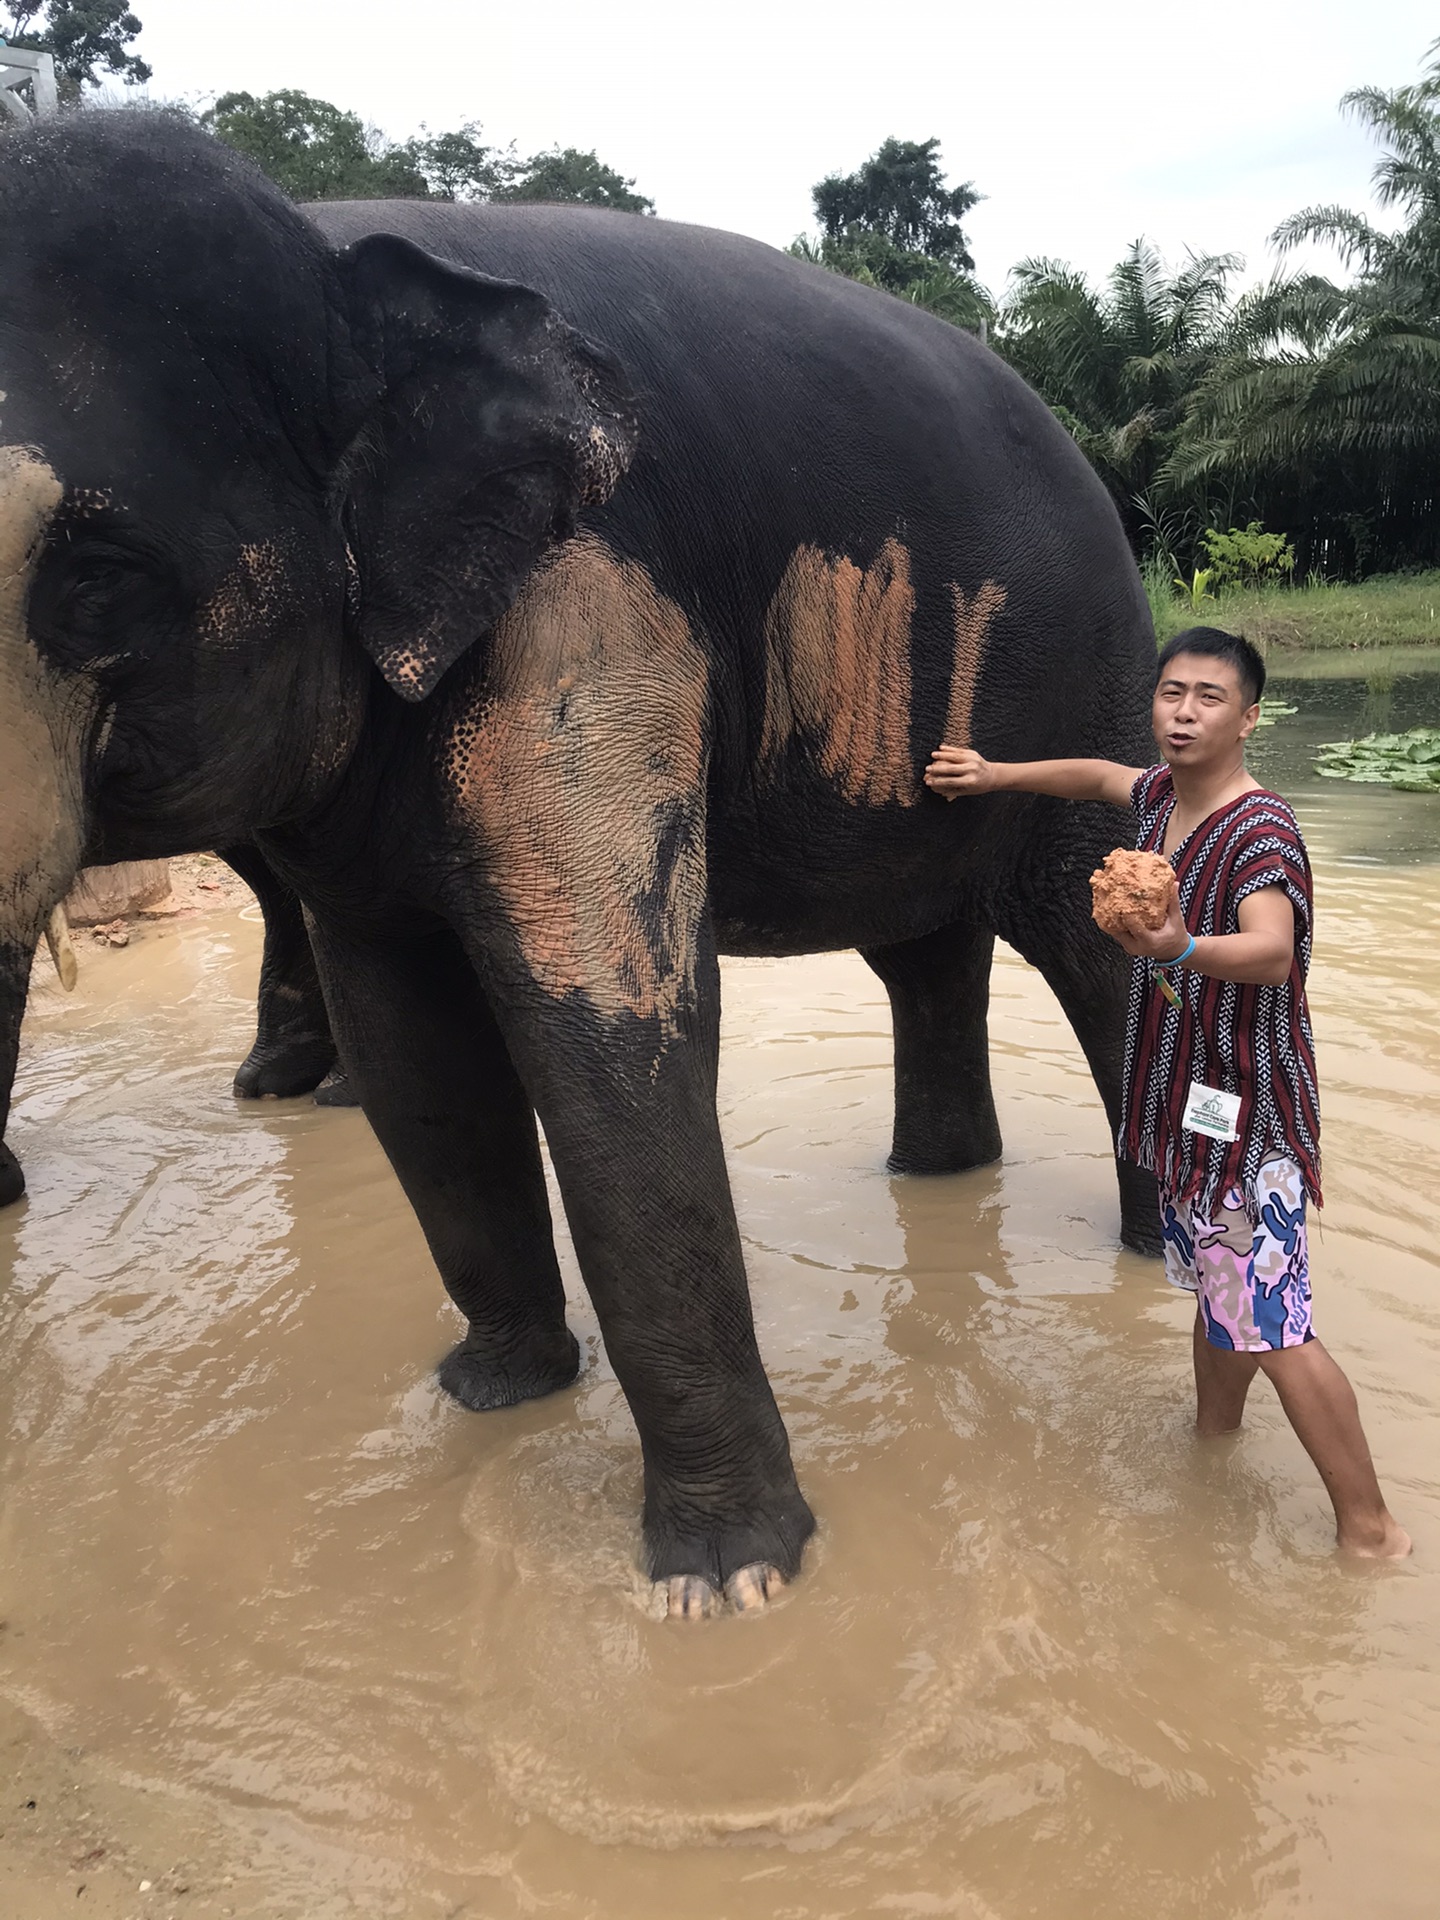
[664,1574,719,1620]
[725,1562,785,1612]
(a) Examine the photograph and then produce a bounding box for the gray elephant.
[0,111,1155,1615]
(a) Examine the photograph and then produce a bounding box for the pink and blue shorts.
[1160,1156,1313,1352]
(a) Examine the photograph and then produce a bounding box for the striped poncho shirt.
[1117,765,1322,1220]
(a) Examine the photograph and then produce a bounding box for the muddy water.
[2,669,1439,1918]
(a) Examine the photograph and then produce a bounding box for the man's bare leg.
[1192,1312,1409,1555]
[1256,1340,1411,1557]
[1193,1306,1259,1435]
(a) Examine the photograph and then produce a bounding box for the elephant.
[0,110,1158,1616]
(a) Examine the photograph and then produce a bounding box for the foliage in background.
[995,240,1240,547]
[1,0,149,99]
[788,137,993,330]
[1173,568,1214,612]
[494,147,653,213]
[1200,522,1295,589]
[813,136,980,269]
[203,91,431,200]
[201,92,654,210]
[1162,44,1440,577]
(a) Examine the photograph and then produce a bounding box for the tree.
[498,146,654,213]
[1,0,150,99]
[200,94,657,216]
[1270,49,1440,315]
[203,90,429,202]
[402,121,505,201]
[813,136,980,271]
[998,240,1241,543]
[789,137,991,330]
[1163,43,1440,572]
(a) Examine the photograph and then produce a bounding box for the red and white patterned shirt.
[1117,765,1322,1219]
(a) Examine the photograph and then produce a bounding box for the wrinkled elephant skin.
[0,113,1158,1613]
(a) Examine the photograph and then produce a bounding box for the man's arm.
[1114,884,1296,987]
[924,746,1145,812]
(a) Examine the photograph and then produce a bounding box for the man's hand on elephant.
[924,745,995,798]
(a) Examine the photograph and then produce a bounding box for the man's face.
[1151,652,1259,769]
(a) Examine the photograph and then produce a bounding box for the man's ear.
[334,231,637,701]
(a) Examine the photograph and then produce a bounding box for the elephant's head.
[0,110,637,1204]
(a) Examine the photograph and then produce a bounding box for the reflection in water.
[0,736,1437,1917]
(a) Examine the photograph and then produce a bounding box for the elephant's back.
[307,198,1103,572]
[310,199,1153,821]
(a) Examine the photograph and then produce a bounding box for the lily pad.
[1312,727,1440,791]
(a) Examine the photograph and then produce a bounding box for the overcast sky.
[121,0,1435,294]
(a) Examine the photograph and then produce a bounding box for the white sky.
[117,0,1435,295]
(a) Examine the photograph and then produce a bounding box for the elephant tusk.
[43,904,78,992]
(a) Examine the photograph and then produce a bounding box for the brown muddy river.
[1,657,1438,1918]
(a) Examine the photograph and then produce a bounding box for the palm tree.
[997,240,1241,543]
[1164,45,1440,572]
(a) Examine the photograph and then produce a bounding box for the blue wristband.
[1157,934,1196,970]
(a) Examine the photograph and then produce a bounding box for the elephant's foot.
[233,1033,337,1100]
[887,1096,1002,1178]
[887,1134,1002,1177]
[1118,1159,1163,1257]
[646,1483,815,1621]
[312,1065,360,1108]
[437,1323,581,1411]
[0,1140,24,1209]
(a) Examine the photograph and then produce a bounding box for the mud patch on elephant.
[446,536,708,1036]
[0,444,89,926]
[761,538,916,807]
[944,579,1007,750]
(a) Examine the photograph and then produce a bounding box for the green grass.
[1144,568,1440,653]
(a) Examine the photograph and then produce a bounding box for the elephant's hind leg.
[862,916,1002,1175]
[221,844,339,1099]
[991,807,1161,1255]
[306,916,580,1409]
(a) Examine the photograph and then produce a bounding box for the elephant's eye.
[28,540,181,674]
[66,553,133,607]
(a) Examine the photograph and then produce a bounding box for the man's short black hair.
[1156,626,1266,706]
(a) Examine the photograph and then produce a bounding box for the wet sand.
[0,824,1437,1918]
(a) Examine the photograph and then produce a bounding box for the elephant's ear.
[334,231,638,702]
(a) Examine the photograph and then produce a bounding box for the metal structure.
[0,42,58,122]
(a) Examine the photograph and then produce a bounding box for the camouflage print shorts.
[1159,1156,1313,1352]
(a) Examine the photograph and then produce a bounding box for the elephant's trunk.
[1,443,91,1205]
[0,943,32,1206]
[0,903,82,1209]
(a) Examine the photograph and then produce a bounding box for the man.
[925,626,1408,1557]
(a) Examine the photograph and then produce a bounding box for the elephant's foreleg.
[220,844,340,1100]
[436,539,811,1609]
[490,937,814,1613]
[305,916,579,1406]
[862,917,1002,1175]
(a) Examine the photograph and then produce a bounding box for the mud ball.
[1090,848,1178,936]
